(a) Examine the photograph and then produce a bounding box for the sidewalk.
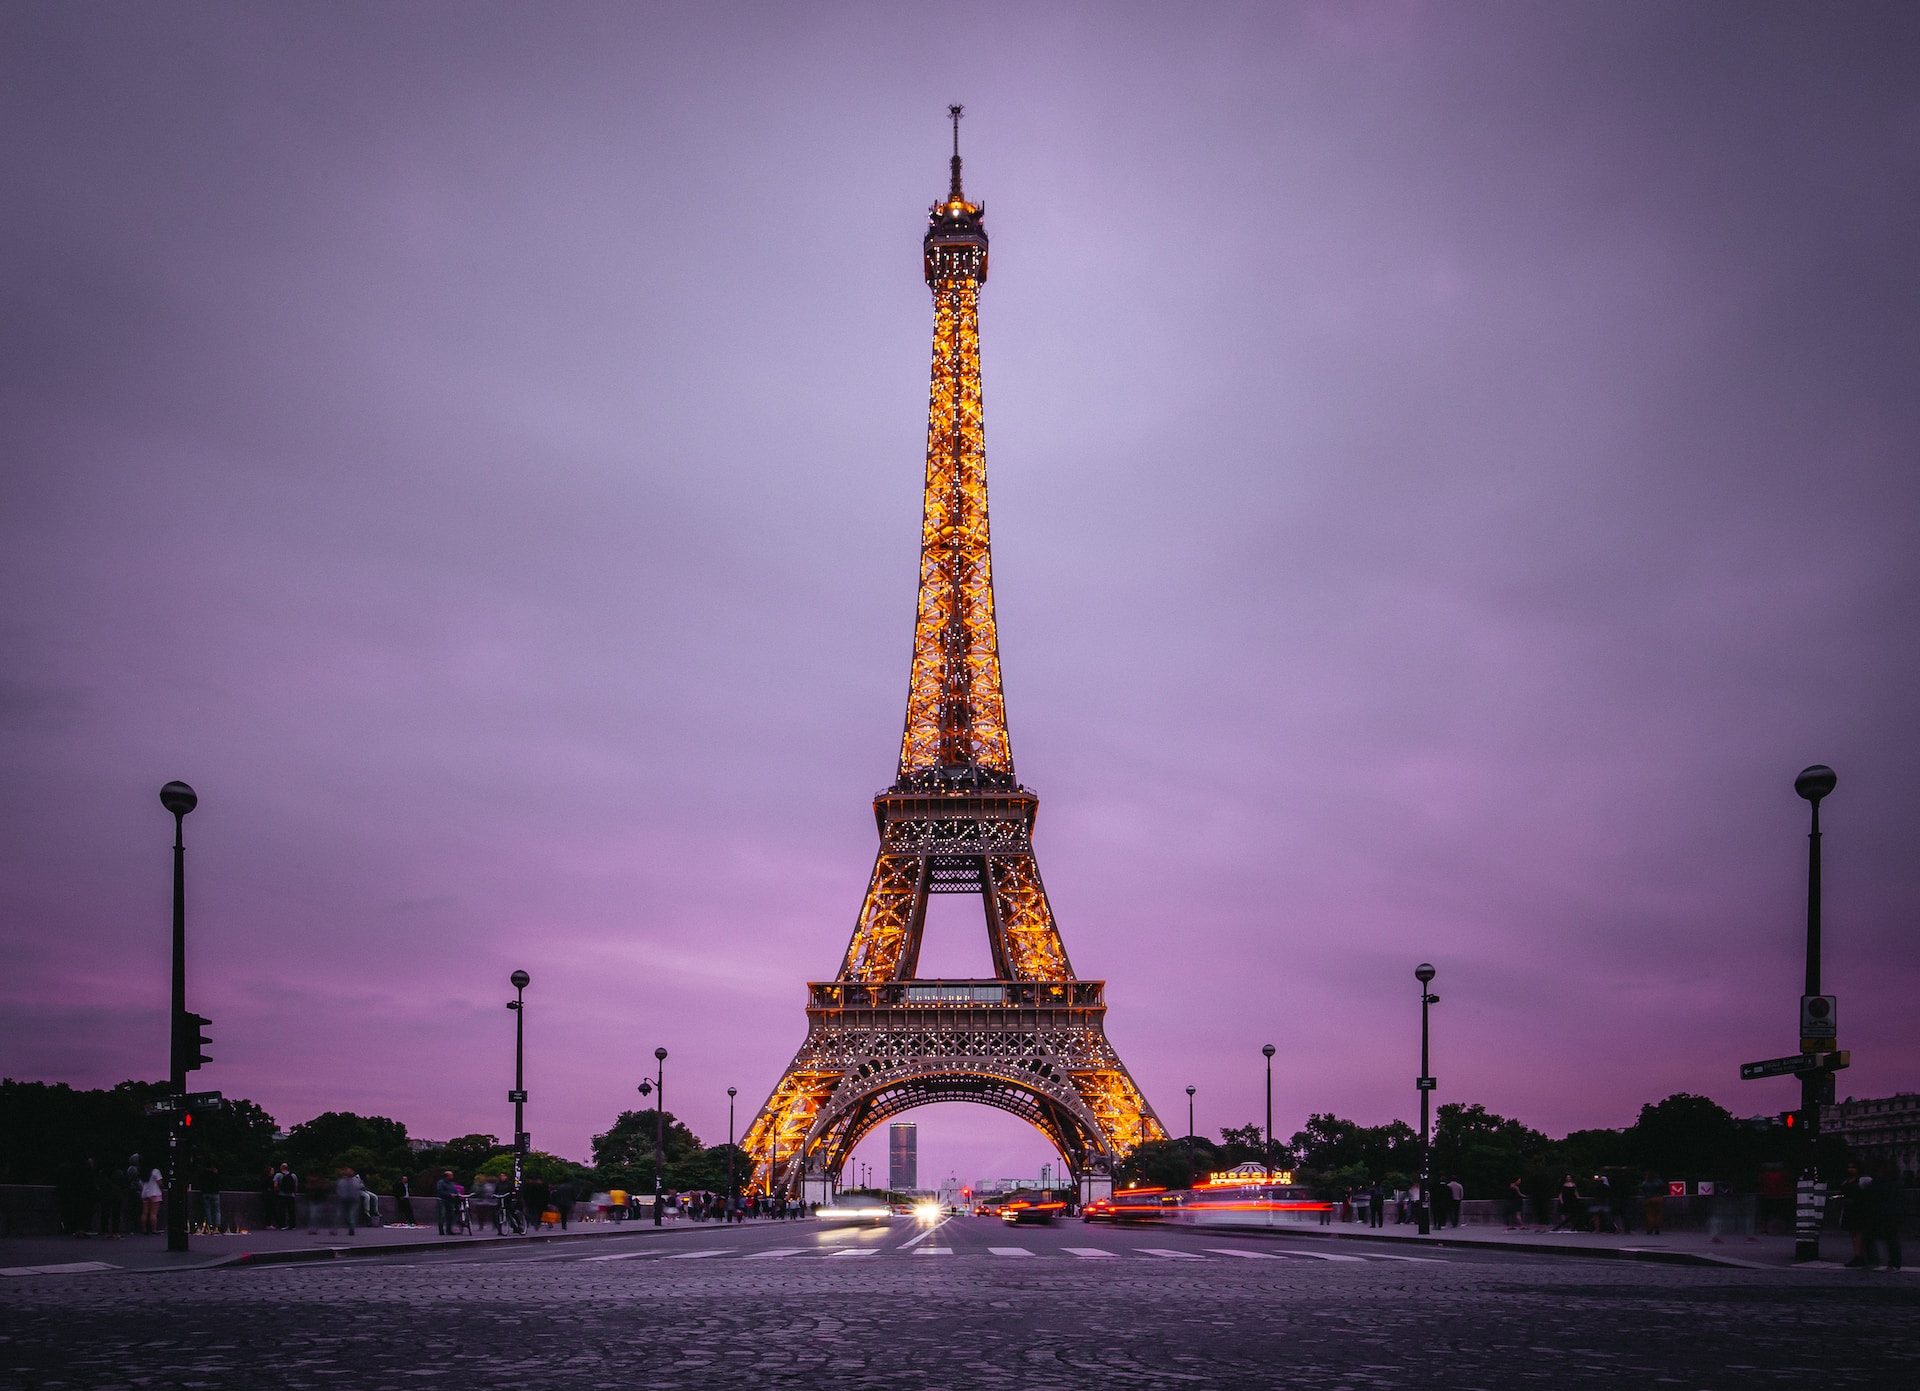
[0,1217,744,1276]
[1182,1216,1884,1270]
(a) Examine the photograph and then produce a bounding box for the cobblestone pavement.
[2,1216,1915,1389]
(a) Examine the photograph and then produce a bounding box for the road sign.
[1741,1054,1816,1080]
[1800,994,1836,1039]
[1415,1077,1437,1091]
[184,1090,224,1110]
[143,1090,222,1116]
[507,1089,528,1103]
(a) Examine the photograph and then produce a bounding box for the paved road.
[2,1215,1915,1388]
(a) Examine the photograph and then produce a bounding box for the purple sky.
[4,3,1917,1187]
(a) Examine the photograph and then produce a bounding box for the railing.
[808,979,1104,1010]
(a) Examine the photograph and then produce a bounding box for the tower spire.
[948,103,965,201]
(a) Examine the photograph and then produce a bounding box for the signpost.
[1739,1052,1847,1082]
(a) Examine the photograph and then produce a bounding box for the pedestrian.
[1368,1181,1386,1229]
[273,1164,300,1229]
[305,1169,329,1232]
[1554,1175,1585,1232]
[393,1173,415,1226]
[125,1154,145,1233]
[139,1165,164,1233]
[473,1174,501,1234]
[1639,1171,1665,1235]
[1841,1163,1869,1267]
[1865,1166,1904,1273]
[1446,1177,1465,1228]
[91,1157,122,1237]
[196,1160,222,1234]
[1590,1175,1615,1235]
[552,1180,576,1230]
[1506,1177,1527,1230]
[335,1168,365,1236]
[435,1170,459,1235]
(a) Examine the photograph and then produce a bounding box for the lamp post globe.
[511,969,530,990]
[160,781,198,818]
[1415,962,1435,985]
[1795,765,1837,803]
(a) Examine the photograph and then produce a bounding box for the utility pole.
[160,781,199,1254]
[652,1047,668,1226]
[507,971,529,1203]
[1793,764,1838,1263]
[1415,963,1438,1236]
[1262,1044,1276,1182]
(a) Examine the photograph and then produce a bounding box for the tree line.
[1113,1092,1841,1199]
[0,1079,750,1199]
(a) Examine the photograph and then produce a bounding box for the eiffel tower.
[742,109,1165,1203]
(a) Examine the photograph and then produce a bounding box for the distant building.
[889,1122,917,1192]
[1823,1092,1920,1180]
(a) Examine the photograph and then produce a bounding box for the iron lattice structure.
[743,111,1165,1199]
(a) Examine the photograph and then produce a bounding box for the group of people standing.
[53,1155,178,1236]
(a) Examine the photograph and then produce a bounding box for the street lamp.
[506,970,530,1201]
[1186,1085,1197,1189]
[1793,763,1838,1263]
[1415,963,1439,1236]
[160,780,198,1254]
[726,1086,738,1223]
[652,1046,668,1226]
[1262,1044,1276,1182]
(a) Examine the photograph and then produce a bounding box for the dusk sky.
[4,3,1917,1187]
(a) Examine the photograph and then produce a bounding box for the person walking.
[335,1169,365,1236]
[1639,1172,1666,1235]
[392,1173,414,1226]
[552,1180,576,1230]
[1368,1181,1386,1229]
[1590,1174,1616,1235]
[272,1164,299,1229]
[1446,1177,1465,1228]
[1841,1164,1869,1267]
[138,1165,164,1234]
[1506,1177,1527,1230]
[1865,1166,1904,1272]
[435,1171,459,1235]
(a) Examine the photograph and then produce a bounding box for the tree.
[1429,1104,1551,1198]
[416,1134,501,1188]
[1114,1137,1218,1190]
[280,1112,413,1190]
[1287,1114,1419,1187]
[1626,1094,1745,1180]
[591,1109,703,1191]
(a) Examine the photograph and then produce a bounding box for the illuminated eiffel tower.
[742,109,1165,1202]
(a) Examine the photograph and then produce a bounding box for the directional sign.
[507,1089,528,1103]
[1741,1054,1816,1080]
[184,1091,224,1110]
[144,1097,183,1115]
[1415,1077,1437,1091]
[1742,1052,1851,1081]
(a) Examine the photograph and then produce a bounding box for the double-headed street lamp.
[1262,1044,1276,1182]
[160,781,201,1254]
[1415,963,1439,1235]
[652,1047,668,1225]
[506,970,530,1198]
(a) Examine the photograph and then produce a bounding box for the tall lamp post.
[160,781,198,1254]
[1793,764,1838,1263]
[1262,1044,1276,1182]
[506,970,530,1200]
[1185,1085,1197,1188]
[652,1047,668,1225]
[726,1086,738,1223]
[1415,963,1439,1236]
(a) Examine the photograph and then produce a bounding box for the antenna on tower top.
[947,104,965,200]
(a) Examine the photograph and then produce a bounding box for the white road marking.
[1272,1248,1366,1262]
[912,1246,953,1255]
[826,1248,879,1258]
[661,1249,734,1259]
[1063,1247,1119,1258]
[1136,1248,1207,1260]
[743,1248,808,1259]
[897,1217,952,1250]
[988,1246,1035,1257]
[579,1250,659,1262]
[1361,1253,1450,1263]
[1206,1248,1286,1259]
[0,1261,118,1277]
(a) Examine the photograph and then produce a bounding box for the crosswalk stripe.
[912,1246,953,1256]
[1272,1248,1366,1263]
[1361,1253,1449,1263]
[1135,1248,1206,1260]
[825,1248,878,1258]
[743,1248,808,1259]
[580,1251,658,1262]
[661,1249,734,1259]
[988,1246,1035,1257]
[1062,1247,1119,1258]
[1206,1248,1286,1259]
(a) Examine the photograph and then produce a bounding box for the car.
[815,1197,892,1225]
[999,1199,1065,1225]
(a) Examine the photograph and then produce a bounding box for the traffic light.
[1780,1110,1799,1130]
[176,1012,212,1072]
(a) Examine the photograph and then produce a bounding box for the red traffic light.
[1781,1111,1798,1129]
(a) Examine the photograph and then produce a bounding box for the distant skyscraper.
[889,1122,918,1192]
